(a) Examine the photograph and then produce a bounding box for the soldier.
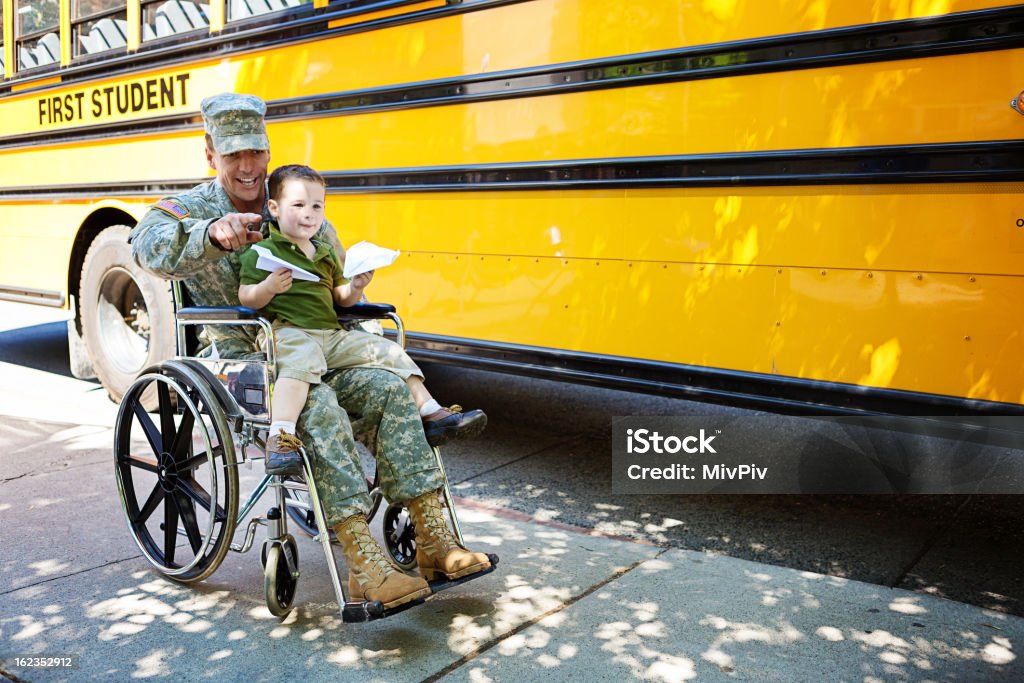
[130,93,491,610]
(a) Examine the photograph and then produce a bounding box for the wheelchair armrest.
[335,303,397,320]
[177,306,260,321]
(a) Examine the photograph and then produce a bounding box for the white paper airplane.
[343,241,400,279]
[251,245,319,282]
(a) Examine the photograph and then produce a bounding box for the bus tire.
[80,225,175,408]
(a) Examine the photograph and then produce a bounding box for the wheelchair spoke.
[178,443,223,474]
[133,401,163,456]
[136,482,163,524]
[168,409,195,463]
[398,535,415,560]
[158,382,176,448]
[164,495,179,565]
[124,454,159,473]
[173,490,204,554]
[178,476,228,523]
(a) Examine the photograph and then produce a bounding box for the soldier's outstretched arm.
[130,197,260,279]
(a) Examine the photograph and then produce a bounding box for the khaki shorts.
[262,323,422,385]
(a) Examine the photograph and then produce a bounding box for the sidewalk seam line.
[420,549,669,683]
[0,554,144,597]
[0,456,111,485]
[888,494,974,589]
[0,667,29,683]
[450,436,583,486]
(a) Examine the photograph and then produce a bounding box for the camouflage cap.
[200,93,269,155]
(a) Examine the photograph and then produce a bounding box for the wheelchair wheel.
[114,361,239,583]
[264,535,299,617]
[383,501,417,571]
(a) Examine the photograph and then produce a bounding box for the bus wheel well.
[68,208,137,332]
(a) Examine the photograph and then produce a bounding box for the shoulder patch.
[154,199,190,220]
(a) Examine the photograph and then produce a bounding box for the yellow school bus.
[1,0,1022,415]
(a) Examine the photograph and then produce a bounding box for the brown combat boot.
[406,490,491,582]
[334,515,430,609]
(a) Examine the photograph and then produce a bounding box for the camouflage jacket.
[130,179,344,353]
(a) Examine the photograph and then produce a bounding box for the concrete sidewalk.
[1,415,1021,682]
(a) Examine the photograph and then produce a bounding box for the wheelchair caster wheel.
[382,502,417,571]
[264,534,299,617]
[260,532,296,573]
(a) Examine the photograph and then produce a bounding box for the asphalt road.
[423,364,1024,618]
[2,301,1022,620]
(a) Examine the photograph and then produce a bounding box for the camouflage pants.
[296,367,443,526]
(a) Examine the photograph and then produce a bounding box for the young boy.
[239,165,486,475]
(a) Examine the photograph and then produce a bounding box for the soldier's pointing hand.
[209,213,264,252]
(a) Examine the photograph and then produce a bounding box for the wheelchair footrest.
[342,597,425,623]
[426,553,500,595]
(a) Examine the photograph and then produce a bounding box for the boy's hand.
[351,270,374,290]
[209,213,264,251]
[263,268,293,294]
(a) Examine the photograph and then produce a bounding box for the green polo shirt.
[239,221,347,330]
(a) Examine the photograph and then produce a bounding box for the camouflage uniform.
[130,178,443,525]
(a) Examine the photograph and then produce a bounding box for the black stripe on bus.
[2,4,1023,150]
[0,178,204,200]
[1,141,1021,199]
[318,141,1024,192]
[402,332,1024,417]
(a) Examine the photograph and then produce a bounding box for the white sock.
[419,399,442,418]
[270,421,296,438]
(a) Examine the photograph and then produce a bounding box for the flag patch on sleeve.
[154,199,190,219]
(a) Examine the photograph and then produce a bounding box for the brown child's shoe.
[422,405,487,447]
[406,490,491,582]
[265,431,304,476]
[334,515,430,609]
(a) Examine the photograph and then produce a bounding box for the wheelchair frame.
[113,281,493,622]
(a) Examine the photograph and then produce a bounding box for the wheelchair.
[113,282,497,622]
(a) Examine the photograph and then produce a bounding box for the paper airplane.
[343,241,400,279]
[251,245,319,282]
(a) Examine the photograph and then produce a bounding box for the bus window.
[15,0,59,71]
[141,0,209,41]
[73,0,129,57]
[0,2,5,75]
[228,0,306,21]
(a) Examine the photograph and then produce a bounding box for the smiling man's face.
[206,145,271,214]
